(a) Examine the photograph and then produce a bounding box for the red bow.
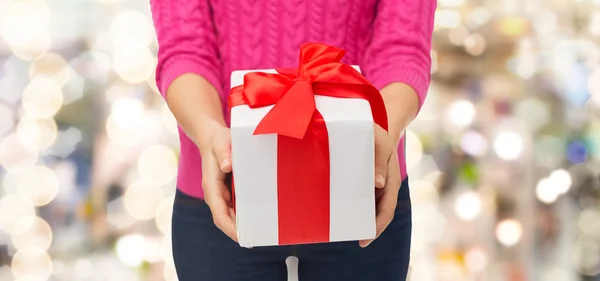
[229,42,388,138]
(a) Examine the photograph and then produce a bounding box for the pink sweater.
[150,0,436,199]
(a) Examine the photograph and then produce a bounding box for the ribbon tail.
[253,80,316,139]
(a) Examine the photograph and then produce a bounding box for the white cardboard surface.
[230,67,376,247]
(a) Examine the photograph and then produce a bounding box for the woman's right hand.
[163,73,237,242]
[199,125,238,242]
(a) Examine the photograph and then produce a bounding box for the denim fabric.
[171,179,411,281]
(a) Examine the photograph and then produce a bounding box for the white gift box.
[230,67,376,247]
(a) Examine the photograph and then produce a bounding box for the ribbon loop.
[229,42,388,138]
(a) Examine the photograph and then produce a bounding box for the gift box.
[229,43,388,247]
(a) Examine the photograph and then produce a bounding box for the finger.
[359,187,396,247]
[205,182,238,242]
[213,134,232,174]
[374,127,390,189]
[360,158,400,248]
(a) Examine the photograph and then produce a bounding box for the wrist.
[379,82,420,144]
[193,118,228,154]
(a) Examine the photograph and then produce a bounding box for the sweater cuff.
[158,56,222,99]
[369,65,430,113]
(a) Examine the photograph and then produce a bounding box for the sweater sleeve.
[150,0,222,98]
[362,0,437,111]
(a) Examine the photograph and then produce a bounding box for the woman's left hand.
[359,124,401,248]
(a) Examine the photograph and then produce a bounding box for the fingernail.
[221,159,230,169]
[376,174,385,186]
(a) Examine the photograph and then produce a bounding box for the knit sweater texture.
[150,0,436,198]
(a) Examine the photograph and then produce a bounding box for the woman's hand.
[358,82,420,248]
[164,74,237,241]
[199,125,238,242]
[359,124,401,248]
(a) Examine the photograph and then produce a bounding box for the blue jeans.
[171,179,411,281]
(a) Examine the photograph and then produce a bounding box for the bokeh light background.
[0,0,600,280]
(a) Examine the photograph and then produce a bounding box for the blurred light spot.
[21,78,63,119]
[11,251,52,279]
[448,99,475,127]
[160,236,174,265]
[147,70,160,95]
[110,11,154,49]
[550,169,572,195]
[28,53,69,87]
[465,247,487,272]
[513,39,537,78]
[155,196,174,236]
[14,165,58,206]
[439,0,465,7]
[498,17,529,37]
[163,260,178,281]
[144,237,163,263]
[123,181,164,221]
[460,130,487,157]
[574,235,600,276]
[405,130,423,170]
[536,177,558,204]
[7,26,51,61]
[464,34,486,56]
[0,0,50,28]
[141,110,165,139]
[73,259,94,279]
[448,26,468,45]
[533,10,557,35]
[0,134,38,172]
[113,47,156,83]
[0,195,36,235]
[137,145,177,185]
[106,117,145,148]
[454,191,481,221]
[161,105,178,135]
[0,0,51,60]
[567,141,587,164]
[16,116,57,152]
[589,12,600,36]
[11,216,53,256]
[579,209,600,237]
[466,7,491,28]
[493,131,523,161]
[495,219,523,247]
[116,234,148,267]
[514,98,549,131]
[435,9,461,29]
[0,103,14,136]
[110,97,144,130]
[438,258,464,280]
[409,180,439,206]
[106,97,146,147]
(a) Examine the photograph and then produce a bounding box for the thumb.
[213,134,232,174]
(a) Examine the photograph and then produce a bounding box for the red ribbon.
[230,43,388,245]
